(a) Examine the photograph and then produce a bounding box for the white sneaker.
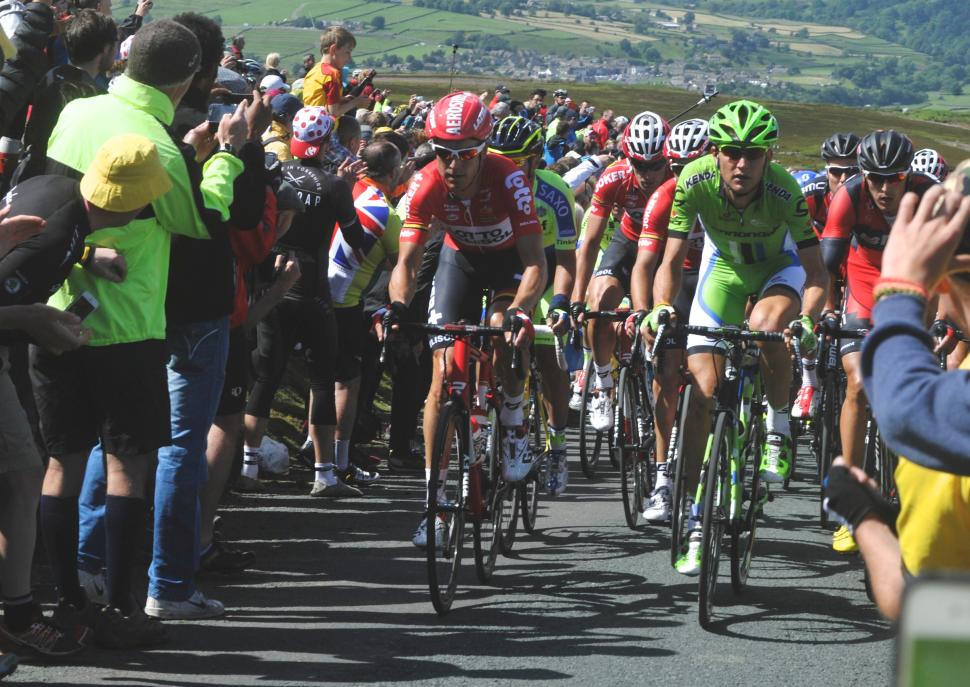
[412,515,446,549]
[675,528,703,577]
[568,371,585,411]
[547,449,569,496]
[643,486,671,522]
[79,568,109,606]
[589,391,613,432]
[144,590,225,619]
[791,385,818,419]
[502,430,534,482]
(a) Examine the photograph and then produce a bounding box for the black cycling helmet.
[820,132,860,161]
[488,115,544,157]
[857,130,915,174]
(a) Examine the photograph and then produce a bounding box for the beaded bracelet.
[873,277,929,303]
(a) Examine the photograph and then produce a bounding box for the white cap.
[259,74,289,93]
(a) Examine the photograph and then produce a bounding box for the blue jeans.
[75,319,229,601]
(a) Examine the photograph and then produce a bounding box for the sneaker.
[145,591,225,620]
[388,448,424,472]
[0,609,89,656]
[760,433,793,484]
[792,385,818,419]
[234,475,267,493]
[643,486,672,522]
[547,449,569,496]
[340,464,381,487]
[52,596,101,634]
[568,370,586,411]
[589,390,613,433]
[309,478,362,497]
[79,569,109,606]
[675,528,703,577]
[94,605,167,649]
[502,429,534,482]
[411,514,447,549]
[832,525,859,554]
[349,447,382,471]
[200,539,255,574]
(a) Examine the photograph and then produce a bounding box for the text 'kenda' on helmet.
[708,99,779,148]
[425,91,492,142]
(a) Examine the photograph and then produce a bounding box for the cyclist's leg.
[535,285,570,494]
[839,307,871,472]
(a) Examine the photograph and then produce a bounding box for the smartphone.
[897,577,970,687]
[66,291,99,321]
[207,102,236,133]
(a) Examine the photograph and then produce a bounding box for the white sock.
[801,359,817,388]
[655,462,670,489]
[593,362,613,390]
[501,392,524,428]
[334,439,351,471]
[315,462,338,486]
[242,447,260,479]
[767,405,791,437]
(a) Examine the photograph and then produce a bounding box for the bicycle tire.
[731,402,763,594]
[427,400,467,615]
[670,383,693,567]
[877,431,899,506]
[578,355,605,479]
[520,381,544,534]
[699,410,730,630]
[817,374,838,527]
[474,406,503,583]
[617,366,642,529]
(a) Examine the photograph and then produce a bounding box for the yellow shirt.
[302,62,342,111]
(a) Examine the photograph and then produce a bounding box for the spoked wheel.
[474,407,503,583]
[731,413,763,594]
[520,382,544,534]
[699,411,730,630]
[490,420,520,556]
[427,401,467,615]
[578,356,606,479]
[617,367,645,529]
[670,383,693,567]
[876,432,899,506]
[520,469,540,534]
[817,376,839,527]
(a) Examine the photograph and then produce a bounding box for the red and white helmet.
[425,91,493,142]
[664,118,711,163]
[621,111,670,162]
[290,106,335,159]
[911,148,949,183]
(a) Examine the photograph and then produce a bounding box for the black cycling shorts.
[427,244,522,351]
[334,304,366,383]
[217,326,250,417]
[839,311,872,356]
[592,229,638,291]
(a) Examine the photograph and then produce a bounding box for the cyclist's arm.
[652,236,688,309]
[797,243,829,320]
[570,211,607,304]
[854,514,903,621]
[631,247,661,313]
[553,247,575,302]
[388,238,422,306]
[819,184,853,309]
[511,233,547,312]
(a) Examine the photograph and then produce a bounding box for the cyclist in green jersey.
[489,116,578,495]
[648,100,829,575]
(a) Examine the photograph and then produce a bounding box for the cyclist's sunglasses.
[826,165,859,178]
[432,142,487,162]
[864,170,907,184]
[719,146,767,161]
[630,157,667,173]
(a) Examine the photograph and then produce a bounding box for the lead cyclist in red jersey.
[384,92,547,547]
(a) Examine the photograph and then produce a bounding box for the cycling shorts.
[591,229,637,291]
[839,309,871,356]
[687,242,805,354]
[427,244,522,351]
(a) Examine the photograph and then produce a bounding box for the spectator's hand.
[23,304,90,355]
[273,252,300,291]
[0,206,45,257]
[408,94,418,111]
[135,0,153,17]
[183,120,217,163]
[86,247,127,283]
[337,157,367,184]
[882,186,970,292]
[217,100,249,151]
[245,89,273,142]
[220,54,236,69]
[479,90,489,102]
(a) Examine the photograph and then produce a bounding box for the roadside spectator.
[523,88,546,121]
[490,101,510,121]
[303,26,369,116]
[264,52,284,80]
[230,34,245,60]
[259,74,288,97]
[488,84,510,109]
[263,93,302,163]
[590,108,615,151]
[294,53,315,79]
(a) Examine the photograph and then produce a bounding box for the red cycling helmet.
[425,91,493,142]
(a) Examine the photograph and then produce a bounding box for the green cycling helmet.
[708,99,779,149]
[489,115,544,158]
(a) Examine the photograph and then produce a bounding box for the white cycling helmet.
[911,148,949,183]
[664,118,711,163]
[613,115,629,130]
[621,111,670,162]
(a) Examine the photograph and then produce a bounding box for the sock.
[767,405,792,438]
[425,468,432,503]
[39,495,85,607]
[242,446,260,479]
[593,362,613,390]
[300,436,313,452]
[549,426,567,451]
[500,392,524,428]
[334,439,351,471]
[315,462,337,486]
[655,462,670,489]
[105,495,144,614]
[3,593,34,633]
[801,358,818,388]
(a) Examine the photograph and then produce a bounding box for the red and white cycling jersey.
[400,154,542,253]
[589,158,669,242]
[637,176,703,272]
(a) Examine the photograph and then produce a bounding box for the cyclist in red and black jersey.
[820,129,937,554]
[384,92,547,548]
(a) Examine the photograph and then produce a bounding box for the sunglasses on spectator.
[719,146,767,161]
[630,158,667,173]
[432,142,487,162]
[864,170,907,184]
[826,165,859,178]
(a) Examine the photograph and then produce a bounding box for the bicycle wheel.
[877,432,899,506]
[670,383,693,567]
[493,420,520,555]
[731,406,763,594]
[699,411,730,630]
[817,374,838,527]
[474,407,503,583]
[520,382,544,534]
[617,366,642,529]
[578,356,605,479]
[427,400,467,615]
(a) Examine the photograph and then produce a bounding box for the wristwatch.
[218,142,237,157]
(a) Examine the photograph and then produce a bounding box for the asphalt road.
[11,433,893,686]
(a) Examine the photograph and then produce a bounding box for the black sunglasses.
[826,165,859,178]
[631,158,667,173]
[719,146,767,161]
